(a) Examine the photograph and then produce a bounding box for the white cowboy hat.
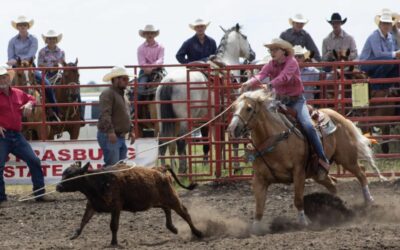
[264,38,294,56]
[0,65,15,81]
[42,30,63,43]
[11,15,34,29]
[374,9,395,26]
[102,66,134,82]
[293,45,311,58]
[139,24,160,38]
[289,14,309,26]
[189,18,210,30]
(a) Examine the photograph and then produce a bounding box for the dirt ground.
[1,178,400,250]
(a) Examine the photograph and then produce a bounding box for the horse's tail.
[158,84,176,137]
[321,109,386,181]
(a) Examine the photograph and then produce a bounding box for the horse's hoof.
[250,220,264,235]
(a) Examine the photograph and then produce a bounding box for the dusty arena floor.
[1,178,400,250]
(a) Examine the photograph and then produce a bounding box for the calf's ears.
[80,162,90,173]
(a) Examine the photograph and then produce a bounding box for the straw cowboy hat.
[374,9,395,26]
[264,38,294,56]
[139,24,160,38]
[189,18,210,30]
[103,66,134,82]
[11,15,34,29]
[327,13,347,25]
[42,30,63,43]
[289,14,309,26]
[0,65,15,81]
[293,45,311,59]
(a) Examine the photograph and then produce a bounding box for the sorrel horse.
[12,58,49,140]
[48,59,82,139]
[156,24,255,173]
[227,89,385,232]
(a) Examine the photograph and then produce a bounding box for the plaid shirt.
[38,46,65,67]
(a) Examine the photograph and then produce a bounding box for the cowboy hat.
[293,45,311,59]
[42,30,63,43]
[11,15,34,29]
[0,65,15,81]
[374,9,395,26]
[327,13,347,25]
[103,66,134,82]
[139,24,160,38]
[189,18,210,30]
[264,38,294,56]
[289,14,309,26]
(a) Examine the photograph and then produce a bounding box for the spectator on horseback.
[98,66,135,167]
[293,45,320,100]
[38,30,65,81]
[7,16,60,121]
[137,24,165,98]
[240,38,331,180]
[359,9,400,91]
[322,13,357,64]
[280,14,321,61]
[391,11,400,47]
[0,65,49,203]
[176,18,217,63]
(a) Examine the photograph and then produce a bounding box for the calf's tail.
[165,165,198,190]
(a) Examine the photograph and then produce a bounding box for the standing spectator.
[137,24,164,96]
[0,65,48,202]
[322,13,358,62]
[280,14,321,61]
[359,9,400,91]
[293,45,320,100]
[7,16,60,120]
[176,18,217,63]
[97,66,135,167]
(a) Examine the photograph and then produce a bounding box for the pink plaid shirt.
[137,41,164,66]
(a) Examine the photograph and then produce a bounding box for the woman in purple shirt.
[241,38,330,180]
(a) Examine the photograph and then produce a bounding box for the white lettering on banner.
[4,138,159,184]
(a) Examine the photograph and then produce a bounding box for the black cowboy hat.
[327,13,347,25]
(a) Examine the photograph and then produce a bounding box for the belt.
[276,94,301,103]
[115,132,127,137]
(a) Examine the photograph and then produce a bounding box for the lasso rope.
[17,101,236,202]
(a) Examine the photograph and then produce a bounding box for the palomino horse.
[48,59,81,140]
[227,89,385,231]
[156,23,255,173]
[12,59,50,140]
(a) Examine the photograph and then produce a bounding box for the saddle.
[278,104,336,175]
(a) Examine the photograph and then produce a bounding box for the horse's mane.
[216,24,244,56]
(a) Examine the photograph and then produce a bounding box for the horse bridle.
[232,96,259,135]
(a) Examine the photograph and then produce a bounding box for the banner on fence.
[4,138,158,184]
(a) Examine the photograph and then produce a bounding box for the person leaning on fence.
[293,45,320,100]
[280,14,321,61]
[0,66,50,203]
[7,16,60,121]
[137,24,165,97]
[175,18,217,63]
[359,9,400,91]
[321,13,358,67]
[97,66,136,167]
[240,38,331,180]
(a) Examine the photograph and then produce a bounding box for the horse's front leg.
[251,174,269,234]
[293,168,309,226]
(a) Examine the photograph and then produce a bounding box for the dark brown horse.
[227,90,385,232]
[48,59,81,140]
[12,58,50,140]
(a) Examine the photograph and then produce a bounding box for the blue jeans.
[287,95,329,163]
[360,57,399,90]
[137,70,149,97]
[97,131,128,167]
[0,131,45,201]
[34,71,59,114]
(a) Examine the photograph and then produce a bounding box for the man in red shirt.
[0,65,47,203]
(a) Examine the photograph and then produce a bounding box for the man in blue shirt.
[176,19,217,63]
[359,10,400,90]
[7,16,60,120]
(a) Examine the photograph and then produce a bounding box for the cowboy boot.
[317,158,330,181]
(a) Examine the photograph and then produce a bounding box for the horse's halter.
[233,96,259,134]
